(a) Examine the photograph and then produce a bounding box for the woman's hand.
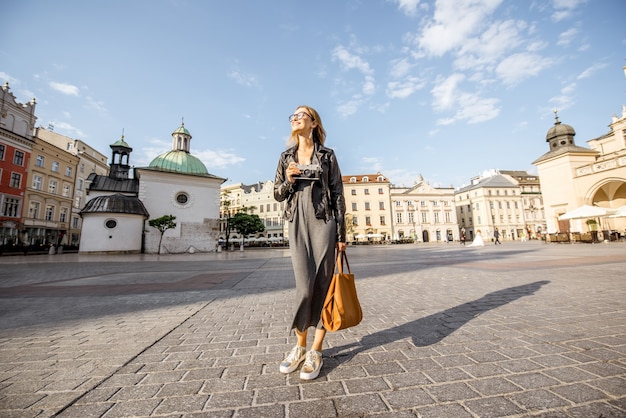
[286,162,300,184]
[337,242,347,252]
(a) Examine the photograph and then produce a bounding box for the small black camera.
[295,163,321,180]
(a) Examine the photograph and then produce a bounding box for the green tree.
[230,212,265,248]
[148,214,177,254]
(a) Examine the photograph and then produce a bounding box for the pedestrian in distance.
[494,228,501,245]
[467,229,485,247]
[274,105,347,380]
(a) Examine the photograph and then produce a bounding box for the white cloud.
[85,96,107,113]
[389,58,413,78]
[417,0,503,57]
[361,157,383,172]
[551,0,587,21]
[332,46,374,75]
[431,73,500,125]
[431,73,465,111]
[390,0,422,17]
[196,149,246,170]
[228,69,259,87]
[557,27,578,46]
[548,82,577,112]
[51,121,85,137]
[336,98,364,118]
[455,19,525,71]
[577,63,607,79]
[49,81,80,96]
[0,72,18,84]
[386,76,426,99]
[331,45,376,114]
[495,53,553,86]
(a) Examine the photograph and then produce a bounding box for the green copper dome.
[148,150,208,175]
[172,125,191,137]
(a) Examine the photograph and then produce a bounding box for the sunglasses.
[288,112,314,122]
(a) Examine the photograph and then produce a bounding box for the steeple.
[109,131,133,180]
[171,119,192,153]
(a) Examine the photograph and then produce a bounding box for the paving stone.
[102,398,161,417]
[335,393,388,415]
[505,372,560,389]
[425,382,480,402]
[465,395,525,417]
[508,388,571,411]
[382,387,435,409]
[287,399,336,417]
[414,403,474,418]
[550,382,610,403]
[255,385,299,404]
[152,394,209,415]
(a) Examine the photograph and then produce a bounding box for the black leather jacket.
[274,143,346,243]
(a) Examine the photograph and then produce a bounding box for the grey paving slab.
[0,242,624,417]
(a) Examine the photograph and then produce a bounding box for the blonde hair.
[288,105,326,147]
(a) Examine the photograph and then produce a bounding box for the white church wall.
[79,213,144,253]
[137,169,223,253]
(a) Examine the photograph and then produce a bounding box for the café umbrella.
[558,205,614,220]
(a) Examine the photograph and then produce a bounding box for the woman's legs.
[295,327,326,351]
[311,328,326,352]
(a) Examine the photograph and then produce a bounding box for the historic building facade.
[0,82,36,250]
[22,132,78,250]
[34,128,109,246]
[391,177,459,243]
[343,173,393,242]
[455,170,527,242]
[533,109,626,238]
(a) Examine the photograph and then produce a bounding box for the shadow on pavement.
[325,280,550,371]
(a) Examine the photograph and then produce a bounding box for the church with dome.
[79,122,226,254]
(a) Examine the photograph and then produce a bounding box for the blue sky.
[2,0,625,188]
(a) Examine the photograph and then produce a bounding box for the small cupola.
[545,110,576,150]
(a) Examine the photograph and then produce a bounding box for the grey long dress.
[288,155,336,333]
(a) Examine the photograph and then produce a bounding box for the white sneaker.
[300,350,323,380]
[279,346,306,374]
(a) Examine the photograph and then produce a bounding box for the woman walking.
[274,105,346,380]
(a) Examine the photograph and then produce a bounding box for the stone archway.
[587,179,626,237]
[422,230,429,242]
[586,178,626,208]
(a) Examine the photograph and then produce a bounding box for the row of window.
[459,200,522,212]
[351,210,454,227]
[1,148,78,176]
[350,188,386,195]
[348,176,386,183]
[1,197,78,226]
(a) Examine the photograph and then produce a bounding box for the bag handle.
[335,250,351,274]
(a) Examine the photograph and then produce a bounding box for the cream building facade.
[34,128,109,246]
[455,170,527,242]
[501,170,546,238]
[219,181,286,244]
[533,109,626,239]
[392,177,459,242]
[343,173,393,242]
[22,132,78,249]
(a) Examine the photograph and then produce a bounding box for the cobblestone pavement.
[0,241,625,417]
